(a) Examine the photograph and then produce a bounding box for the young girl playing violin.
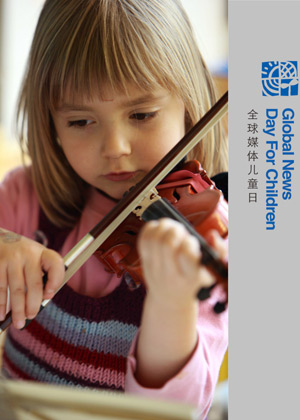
[0,0,228,418]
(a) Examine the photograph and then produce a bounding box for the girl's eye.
[68,119,93,128]
[130,112,157,121]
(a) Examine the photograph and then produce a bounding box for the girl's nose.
[100,128,131,159]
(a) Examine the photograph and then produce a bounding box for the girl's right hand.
[0,228,65,329]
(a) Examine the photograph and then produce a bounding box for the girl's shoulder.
[1,164,32,186]
[0,166,40,235]
[0,165,37,206]
[0,166,31,185]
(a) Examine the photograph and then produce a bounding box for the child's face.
[52,83,185,199]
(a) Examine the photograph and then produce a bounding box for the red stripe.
[26,320,126,373]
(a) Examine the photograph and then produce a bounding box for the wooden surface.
[1,379,197,420]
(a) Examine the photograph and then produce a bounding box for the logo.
[261,61,298,96]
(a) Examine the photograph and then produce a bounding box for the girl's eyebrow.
[56,93,169,112]
[56,104,97,112]
[121,93,168,107]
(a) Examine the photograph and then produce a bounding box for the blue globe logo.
[262,61,298,96]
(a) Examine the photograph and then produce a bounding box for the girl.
[0,0,228,418]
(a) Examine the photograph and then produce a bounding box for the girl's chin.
[96,188,121,201]
[95,184,131,201]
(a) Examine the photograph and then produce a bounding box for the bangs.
[43,0,179,110]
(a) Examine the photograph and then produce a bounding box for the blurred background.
[0,0,228,418]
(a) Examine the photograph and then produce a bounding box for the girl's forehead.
[57,81,171,106]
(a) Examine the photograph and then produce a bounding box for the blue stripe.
[34,301,138,356]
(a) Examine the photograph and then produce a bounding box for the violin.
[95,159,228,310]
[0,92,228,333]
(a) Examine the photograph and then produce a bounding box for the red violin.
[95,159,228,312]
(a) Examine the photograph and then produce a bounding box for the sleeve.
[125,286,228,420]
[0,166,40,237]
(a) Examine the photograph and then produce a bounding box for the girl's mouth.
[103,172,138,182]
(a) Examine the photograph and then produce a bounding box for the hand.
[136,219,228,387]
[137,218,227,308]
[0,229,65,329]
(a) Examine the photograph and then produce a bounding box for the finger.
[24,263,44,319]
[159,219,189,248]
[139,219,199,275]
[158,222,194,273]
[139,219,186,264]
[7,263,26,329]
[137,220,162,280]
[0,264,8,320]
[176,233,216,290]
[205,230,228,261]
[177,240,214,288]
[140,219,187,248]
[40,250,65,299]
[197,266,215,288]
[176,234,202,276]
[137,220,160,255]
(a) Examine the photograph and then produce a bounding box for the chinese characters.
[247,109,259,203]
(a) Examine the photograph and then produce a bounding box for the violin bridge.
[133,188,161,219]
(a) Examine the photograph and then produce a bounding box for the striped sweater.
[2,278,145,390]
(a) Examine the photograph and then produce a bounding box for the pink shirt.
[0,167,228,419]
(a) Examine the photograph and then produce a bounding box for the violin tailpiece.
[132,187,161,220]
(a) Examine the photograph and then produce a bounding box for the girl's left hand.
[135,218,227,387]
[137,218,227,307]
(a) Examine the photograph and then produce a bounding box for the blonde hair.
[18,0,227,228]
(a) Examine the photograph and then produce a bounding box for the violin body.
[95,160,228,289]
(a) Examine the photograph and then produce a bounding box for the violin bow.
[0,91,228,333]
